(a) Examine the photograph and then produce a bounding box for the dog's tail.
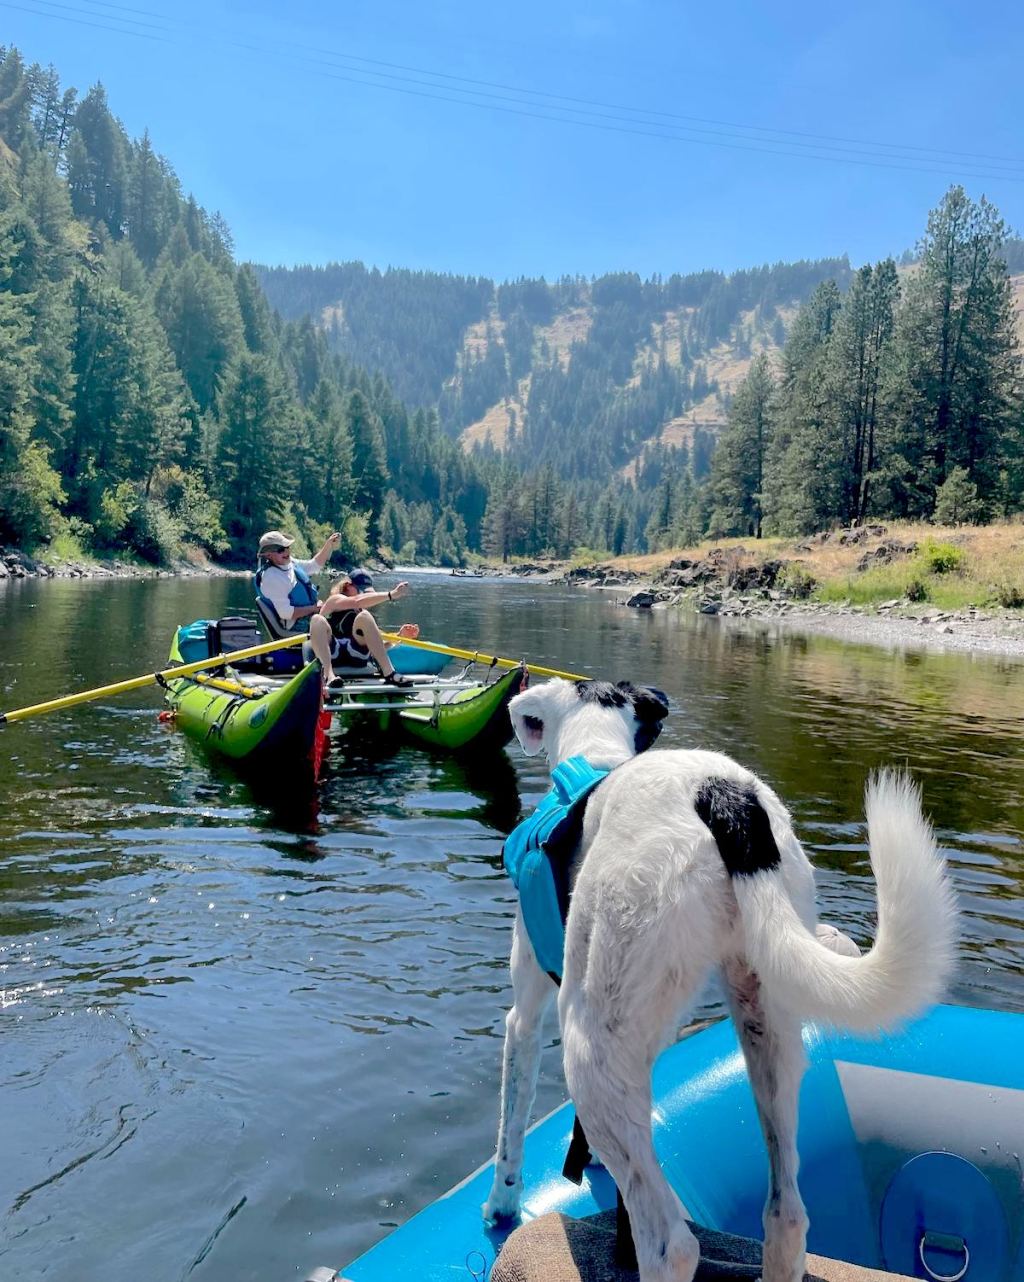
[698,769,957,1031]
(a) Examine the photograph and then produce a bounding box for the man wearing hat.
[256,530,414,688]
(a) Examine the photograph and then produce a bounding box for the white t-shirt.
[259,558,320,627]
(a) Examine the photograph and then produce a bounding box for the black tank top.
[329,606,371,662]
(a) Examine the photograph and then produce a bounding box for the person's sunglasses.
[265,545,289,554]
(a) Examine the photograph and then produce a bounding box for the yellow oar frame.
[0,632,590,729]
[381,633,588,683]
[0,635,306,726]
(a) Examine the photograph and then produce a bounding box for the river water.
[1,572,1022,1282]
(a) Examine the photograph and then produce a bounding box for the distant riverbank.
[8,523,1024,660]
[0,546,242,582]
[483,520,1024,659]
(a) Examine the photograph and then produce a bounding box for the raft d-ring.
[465,1248,489,1281]
[919,1232,970,1282]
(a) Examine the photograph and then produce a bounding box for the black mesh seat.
[255,598,290,640]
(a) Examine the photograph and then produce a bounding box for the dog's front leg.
[483,912,556,1224]
[723,958,808,1282]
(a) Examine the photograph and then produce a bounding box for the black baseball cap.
[349,568,374,590]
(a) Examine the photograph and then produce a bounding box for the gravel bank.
[702,599,1024,659]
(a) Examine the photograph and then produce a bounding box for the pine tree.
[933,465,983,525]
[0,49,33,151]
[235,263,275,354]
[707,354,775,537]
[128,131,170,266]
[761,281,841,534]
[213,351,294,551]
[153,252,244,411]
[431,505,467,565]
[66,84,129,235]
[347,387,388,539]
[0,217,64,544]
[481,465,526,561]
[817,262,899,524]
[304,377,354,522]
[879,187,1020,517]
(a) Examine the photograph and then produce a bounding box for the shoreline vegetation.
[5,518,1023,658]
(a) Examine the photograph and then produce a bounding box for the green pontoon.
[163,630,326,773]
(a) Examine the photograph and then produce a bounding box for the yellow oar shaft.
[0,635,306,726]
[381,633,588,683]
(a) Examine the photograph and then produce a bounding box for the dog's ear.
[615,682,670,754]
[508,687,550,755]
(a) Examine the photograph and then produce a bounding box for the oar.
[0,635,307,726]
[381,633,589,683]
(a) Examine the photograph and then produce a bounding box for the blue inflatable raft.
[339,1004,1024,1281]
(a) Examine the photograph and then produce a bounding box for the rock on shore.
[0,546,236,581]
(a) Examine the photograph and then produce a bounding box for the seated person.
[255,531,415,689]
[254,528,347,685]
[319,570,419,688]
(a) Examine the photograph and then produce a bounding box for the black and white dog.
[484,679,956,1282]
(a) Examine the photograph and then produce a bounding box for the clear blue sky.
[5,0,1024,280]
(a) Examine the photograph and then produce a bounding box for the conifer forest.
[1,46,1022,568]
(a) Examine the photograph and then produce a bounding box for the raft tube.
[165,629,323,771]
[340,1004,1024,1281]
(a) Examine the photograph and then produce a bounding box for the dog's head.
[509,679,670,767]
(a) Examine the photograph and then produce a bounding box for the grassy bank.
[608,521,1024,611]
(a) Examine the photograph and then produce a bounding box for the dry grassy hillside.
[457,272,1024,471]
[458,305,592,451]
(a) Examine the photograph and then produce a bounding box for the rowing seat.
[255,598,290,641]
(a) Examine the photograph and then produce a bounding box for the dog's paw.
[482,1179,523,1225]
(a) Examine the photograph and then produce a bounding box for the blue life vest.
[254,562,319,634]
[503,756,610,983]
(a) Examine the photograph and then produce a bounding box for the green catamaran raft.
[163,621,526,776]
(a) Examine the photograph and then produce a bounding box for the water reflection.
[0,573,1022,1282]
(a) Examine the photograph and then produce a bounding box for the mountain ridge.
[253,257,857,481]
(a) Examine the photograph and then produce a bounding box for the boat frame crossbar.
[323,674,480,715]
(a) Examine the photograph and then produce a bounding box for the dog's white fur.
[484,678,957,1282]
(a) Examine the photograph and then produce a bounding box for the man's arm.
[320,582,410,616]
[311,531,342,569]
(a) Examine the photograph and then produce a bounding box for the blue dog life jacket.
[502,756,610,983]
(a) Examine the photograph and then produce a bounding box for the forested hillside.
[2,44,1022,573]
[260,211,1024,555]
[255,257,853,476]
[0,46,491,567]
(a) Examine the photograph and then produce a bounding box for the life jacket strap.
[561,1114,592,1184]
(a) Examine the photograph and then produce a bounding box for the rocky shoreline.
[492,544,1024,660]
[7,540,1024,659]
[0,546,242,582]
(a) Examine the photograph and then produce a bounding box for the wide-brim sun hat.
[258,530,295,551]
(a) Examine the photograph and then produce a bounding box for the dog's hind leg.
[483,912,556,1224]
[560,972,702,1282]
[723,958,808,1282]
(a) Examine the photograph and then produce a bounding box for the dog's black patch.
[574,680,670,754]
[694,777,781,877]
[616,681,669,753]
[574,680,629,708]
